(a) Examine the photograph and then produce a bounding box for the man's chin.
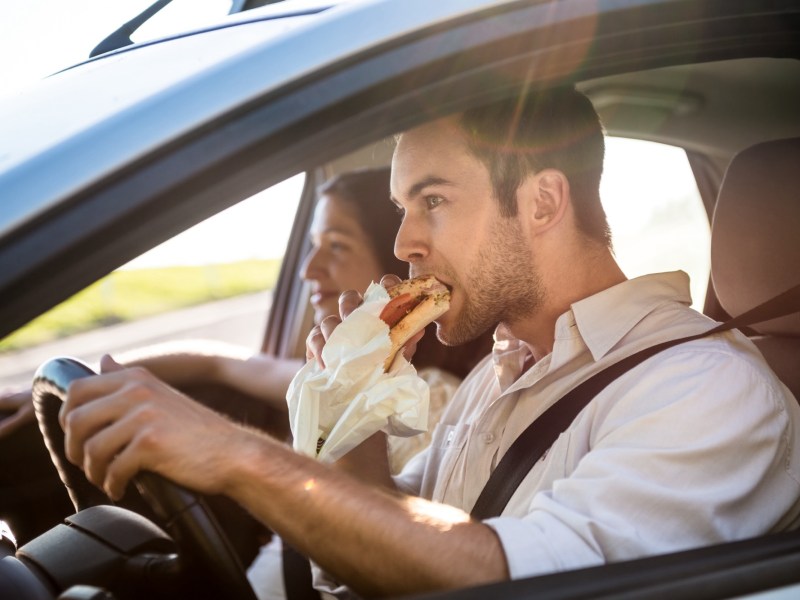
[436,309,496,346]
[433,313,461,347]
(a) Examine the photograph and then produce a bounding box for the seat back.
[711,137,800,398]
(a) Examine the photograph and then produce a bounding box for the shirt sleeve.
[485,341,800,579]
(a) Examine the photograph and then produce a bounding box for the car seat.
[711,136,800,400]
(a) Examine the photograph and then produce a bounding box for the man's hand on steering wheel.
[60,354,257,501]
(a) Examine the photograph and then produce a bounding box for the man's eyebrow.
[394,176,454,202]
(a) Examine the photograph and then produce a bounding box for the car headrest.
[711,137,800,336]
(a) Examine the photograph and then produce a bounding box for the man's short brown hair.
[459,87,611,247]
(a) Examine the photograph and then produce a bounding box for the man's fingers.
[401,328,426,362]
[62,375,155,466]
[63,396,116,468]
[338,289,363,320]
[79,412,143,492]
[82,409,164,500]
[306,325,328,368]
[319,314,342,341]
[306,315,343,368]
[60,367,150,429]
[304,284,393,368]
[103,440,147,501]
[306,326,319,360]
[380,274,403,290]
[100,354,125,373]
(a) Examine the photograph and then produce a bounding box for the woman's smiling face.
[300,194,385,324]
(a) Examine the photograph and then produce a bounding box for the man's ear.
[526,169,570,233]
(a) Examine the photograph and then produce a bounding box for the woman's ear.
[527,169,570,233]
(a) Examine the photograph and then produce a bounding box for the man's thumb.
[100,354,125,373]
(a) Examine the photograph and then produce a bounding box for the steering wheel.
[32,357,258,600]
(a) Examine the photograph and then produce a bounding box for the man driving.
[61,86,800,598]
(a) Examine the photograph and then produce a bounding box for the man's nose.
[394,214,428,264]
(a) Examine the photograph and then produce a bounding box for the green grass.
[0,259,281,353]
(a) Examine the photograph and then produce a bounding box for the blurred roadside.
[0,291,270,390]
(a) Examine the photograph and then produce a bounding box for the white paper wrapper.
[287,282,430,462]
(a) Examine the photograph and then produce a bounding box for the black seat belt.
[470,283,800,520]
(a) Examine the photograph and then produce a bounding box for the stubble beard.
[437,217,544,346]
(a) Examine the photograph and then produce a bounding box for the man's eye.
[425,195,444,209]
[394,204,405,217]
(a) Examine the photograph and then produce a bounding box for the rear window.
[601,137,710,308]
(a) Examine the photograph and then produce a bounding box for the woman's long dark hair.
[319,168,494,379]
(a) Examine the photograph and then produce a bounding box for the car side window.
[601,137,710,308]
[0,174,304,389]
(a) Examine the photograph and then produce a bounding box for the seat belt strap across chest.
[469,283,800,520]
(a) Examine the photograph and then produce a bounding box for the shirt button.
[480,432,495,444]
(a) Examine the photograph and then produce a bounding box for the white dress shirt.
[395,271,800,579]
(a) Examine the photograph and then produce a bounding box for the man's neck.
[510,252,627,362]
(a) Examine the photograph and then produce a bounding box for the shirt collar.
[492,323,532,392]
[491,271,693,388]
[571,271,692,361]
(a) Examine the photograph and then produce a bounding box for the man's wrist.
[221,426,296,501]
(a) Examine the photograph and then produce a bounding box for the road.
[0,292,271,389]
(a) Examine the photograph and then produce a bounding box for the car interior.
[711,136,800,400]
[1,3,800,595]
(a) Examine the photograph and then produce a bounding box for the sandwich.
[313,275,451,455]
[379,275,451,371]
